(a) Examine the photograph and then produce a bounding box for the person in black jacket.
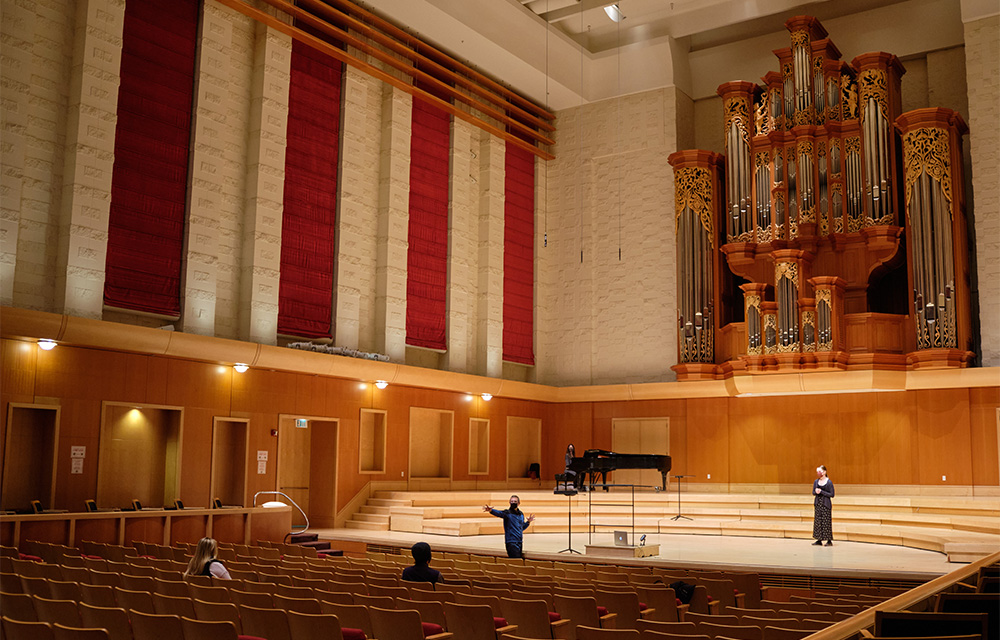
[812,465,835,546]
[401,541,443,584]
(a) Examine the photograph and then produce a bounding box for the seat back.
[78,604,132,640]
[31,596,82,628]
[113,587,155,614]
[635,587,679,623]
[286,611,343,640]
[499,597,553,639]
[1,617,55,640]
[272,594,322,614]
[555,594,601,628]
[192,599,242,634]
[151,592,195,617]
[576,626,640,640]
[179,617,238,640]
[128,610,183,640]
[444,601,500,640]
[937,592,999,640]
[0,592,37,622]
[238,604,293,640]
[370,605,426,640]
[320,602,375,637]
[596,589,643,629]
[398,598,448,628]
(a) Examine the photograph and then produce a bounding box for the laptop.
[613,530,630,546]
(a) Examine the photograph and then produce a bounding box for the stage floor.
[312,528,957,580]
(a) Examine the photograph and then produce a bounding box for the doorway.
[2,404,60,511]
[276,415,339,529]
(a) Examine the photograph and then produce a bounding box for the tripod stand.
[670,474,693,521]
[556,485,581,554]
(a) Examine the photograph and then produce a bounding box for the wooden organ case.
[670,16,973,380]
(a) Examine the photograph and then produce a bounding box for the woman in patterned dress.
[812,465,834,546]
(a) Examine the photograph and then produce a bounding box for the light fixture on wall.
[464,394,474,402]
[481,393,493,401]
[375,380,389,390]
[233,363,249,373]
[604,4,625,22]
[37,339,57,351]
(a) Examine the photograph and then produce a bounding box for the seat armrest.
[639,607,656,619]
[599,612,617,629]
[677,604,689,622]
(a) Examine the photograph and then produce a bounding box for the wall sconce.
[464,394,474,402]
[604,4,625,22]
[37,339,57,351]
[233,363,249,373]
[481,393,493,402]
[375,380,388,390]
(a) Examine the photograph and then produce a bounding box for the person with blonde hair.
[184,537,231,579]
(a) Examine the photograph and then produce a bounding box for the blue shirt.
[489,508,531,546]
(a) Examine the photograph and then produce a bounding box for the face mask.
[509,502,518,509]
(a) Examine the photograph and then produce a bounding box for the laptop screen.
[613,530,629,546]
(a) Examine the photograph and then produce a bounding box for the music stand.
[553,474,581,554]
[670,474,693,521]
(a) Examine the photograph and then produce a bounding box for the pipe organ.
[671,16,974,380]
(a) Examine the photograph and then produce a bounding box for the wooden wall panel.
[969,387,1000,485]
[309,420,339,528]
[728,397,775,484]
[124,517,165,544]
[874,392,919,485]
[211,513,247,543]
[19,520,70,545]
[916,389,974,485]
[73,518,119,545]
[1,338,997,533]
[684,398,729,483]
[169,514,208,544]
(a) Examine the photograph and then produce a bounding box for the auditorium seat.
[78,603,133,640]
[179,616,239,640]
[499,596,570,639]
[0,592,37,622]
[372,605,453,640]
[128,610,184,640]
[576,625,640,639]
[874,611,988,638]
[285,610,346,640]
[635,587,682,623]
[31,595,82,628]
[238,604,293,640]
[444,601,516,640]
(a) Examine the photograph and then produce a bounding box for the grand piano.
[564,449,672,491]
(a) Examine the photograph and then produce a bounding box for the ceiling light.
[375,380,388,390]
[37,339,57,351]
[233,363,249,373]
[481,393,493,402]
[604,4,624,22]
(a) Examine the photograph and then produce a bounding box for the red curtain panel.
[405,94,450,350]
[104,0,198,317]
[278,40,343,338]
[503,142,535,365]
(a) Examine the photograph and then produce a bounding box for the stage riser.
[344,490,1000,563]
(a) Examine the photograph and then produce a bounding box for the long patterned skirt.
[813,504,833,541]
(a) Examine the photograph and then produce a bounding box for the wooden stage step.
[345,489,1000,562]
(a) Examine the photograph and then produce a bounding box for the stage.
[312,488,1000,581]
[313,527,957,580]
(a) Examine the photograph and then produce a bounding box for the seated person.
[401,541,442,584]
[183,537,231,580]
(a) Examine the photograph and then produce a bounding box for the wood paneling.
[685,398,729,483]
[73,518,119,545]
[20,520,70,544]
[308,420,339,528]
[2,405,58,511]
[969,387,1000,485]
[916,389,973,485]
[123,517,165,544]
[97,404,182,509]
[169,514,208,545]
[211,512,247,543]
[1,337,996,537]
